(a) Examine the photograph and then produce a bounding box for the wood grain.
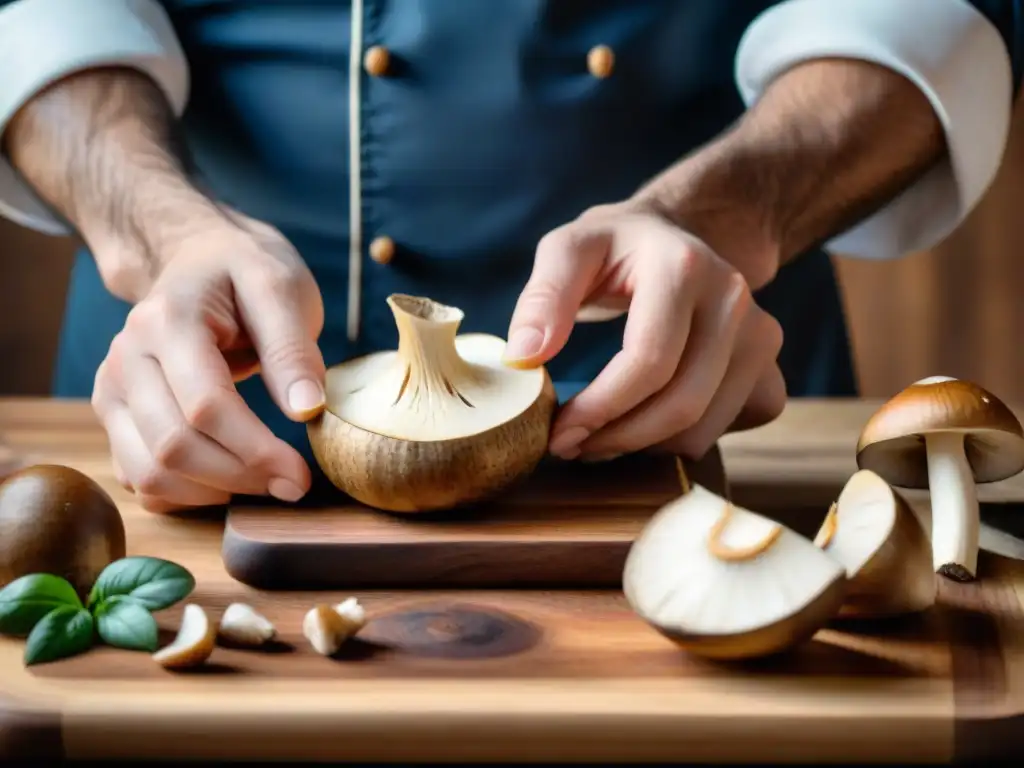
[0,398,1023,762]
[223,447,729,589]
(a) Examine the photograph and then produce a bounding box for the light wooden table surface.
[1,397,1022,763]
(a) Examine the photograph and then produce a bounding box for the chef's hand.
[506,201,786,462]
[91,213,326,513]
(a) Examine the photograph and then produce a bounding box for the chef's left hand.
[505,200,787,462]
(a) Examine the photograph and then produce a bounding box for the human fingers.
[118,336,269,496]
[657,308,785,459]
[503,225,609,368]
[232,264,327,422]
[125,297,312,503]
[577,271,752,459]
[99,397,232,513]
[547,238,704,459]
[725,362,788,434]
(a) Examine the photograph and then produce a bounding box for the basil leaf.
[94,596,158,652]
[24,605,95,666]
[88,556,195,611]
[0,574,84,636]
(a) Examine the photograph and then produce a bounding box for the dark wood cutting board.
[222,447,731,590]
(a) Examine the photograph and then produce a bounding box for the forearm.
[635,58,945,289]
[3,67,220,300]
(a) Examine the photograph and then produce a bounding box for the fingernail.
[288,379,324,415]
[549,426,590,459]
[503,327,545,363]
[269,477,305,503]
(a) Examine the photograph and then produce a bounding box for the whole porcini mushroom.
[623,484,848,660]
[307,294,557,513]
[0,464,126,599]
[814,469,935,618]
[856,376,1024,582]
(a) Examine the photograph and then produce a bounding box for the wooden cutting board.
[3,399,1024,762]
[223,448,732,590]
[12,558,1024,763]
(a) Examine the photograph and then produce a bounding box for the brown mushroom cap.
[856,377,1024,489]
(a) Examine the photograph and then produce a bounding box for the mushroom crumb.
[218,603,277,647]
[303,597,367,656]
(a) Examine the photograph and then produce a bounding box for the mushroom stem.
[388,295,476,401]
[706,503,782,562]
[925,431,979,581]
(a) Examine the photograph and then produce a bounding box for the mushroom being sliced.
[814,469,935,618]
[623,485,848,660]
[307,294,557,513]
[856,376,1024,582]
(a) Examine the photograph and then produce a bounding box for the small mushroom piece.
[814,469,936,618]
[623,485,848,660]
[303,598,366,656]
[218,602,277,647]
[856,376,1024,582]
[153,603,217,669]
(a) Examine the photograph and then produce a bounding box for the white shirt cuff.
[734,0,1014,260]
[0,0,190,236]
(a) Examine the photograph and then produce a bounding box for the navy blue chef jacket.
[0,0,1022,474]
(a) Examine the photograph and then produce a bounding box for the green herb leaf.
[24,605,95,666]
[94,596,158,652]
[0,574,84,636]
[87,556,195,611]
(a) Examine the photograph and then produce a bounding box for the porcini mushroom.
[307,294,557,513]
[814,469,935,618]
[623,485,847,660]
[153,603,217,669]
[856,376,1024,582]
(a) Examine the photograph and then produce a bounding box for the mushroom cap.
[856,377,1024,488]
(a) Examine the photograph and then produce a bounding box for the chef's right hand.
[91,213,326,514]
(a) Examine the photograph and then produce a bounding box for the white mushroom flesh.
[219,602,276,645]
[625,485,846,637]
[324,296,546,441]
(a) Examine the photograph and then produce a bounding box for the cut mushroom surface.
[324,296,549,441]
[623,485,847,659]
[815,469,935,617]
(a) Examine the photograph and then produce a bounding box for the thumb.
[237,271,327,422]
[504,226,607,368]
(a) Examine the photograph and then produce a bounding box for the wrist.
[87,174,225,303]
[632,136,783,290]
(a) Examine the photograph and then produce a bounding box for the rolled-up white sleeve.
[734,0,1014,260]
[0,0,189,235]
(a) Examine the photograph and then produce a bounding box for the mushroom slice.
[218,602,277,647]
[303,598,367,656]
[857,376,1024,581]
[153,603,217,669]
[623,485,847,660]
[815,469,935,618]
